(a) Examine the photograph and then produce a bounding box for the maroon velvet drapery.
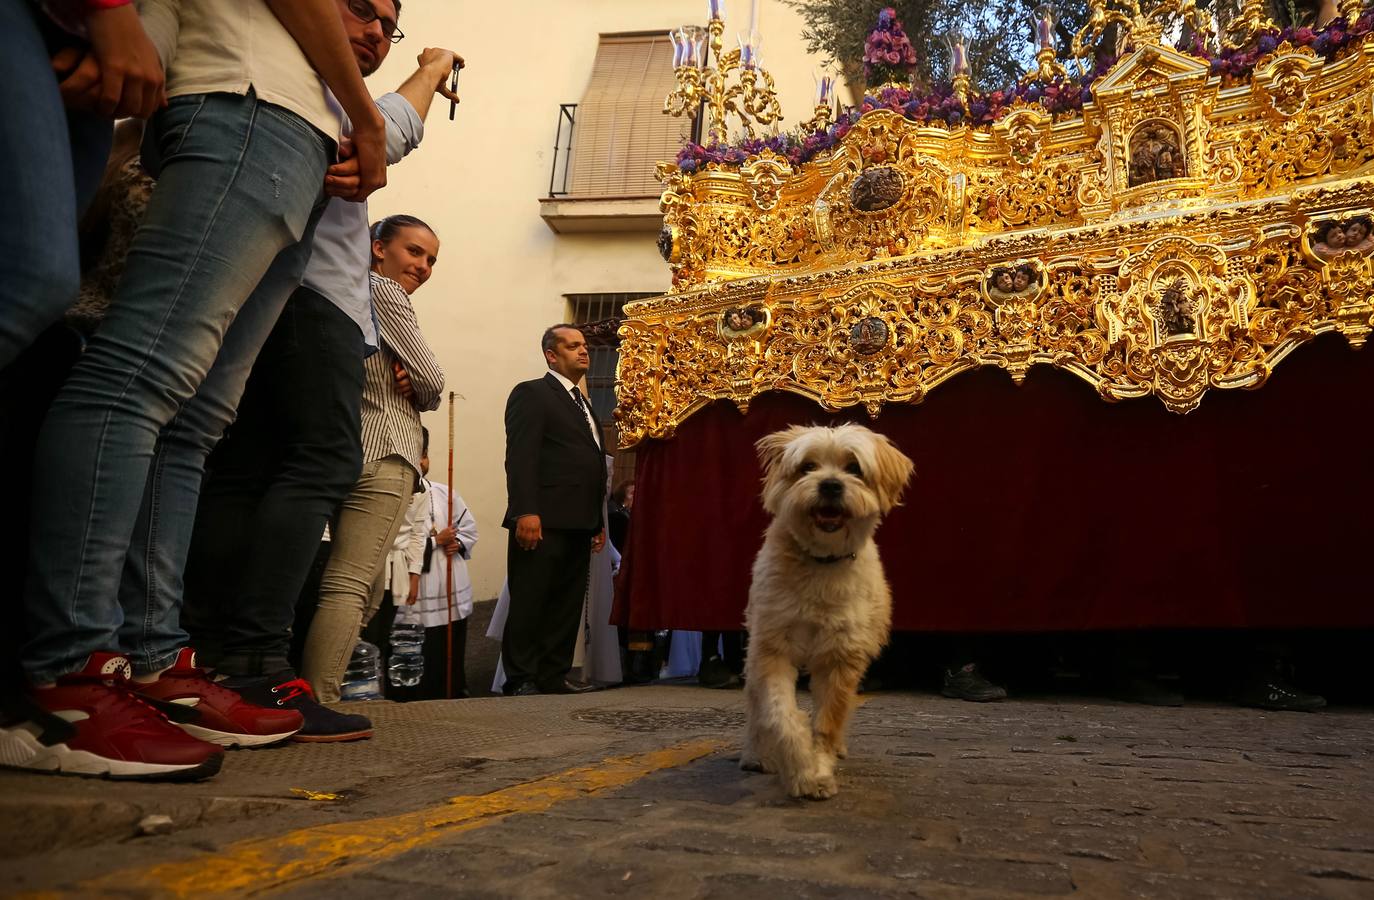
[612,334,1374,633]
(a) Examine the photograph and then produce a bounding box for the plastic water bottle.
[388,606,425,688]
[340,640,382,700]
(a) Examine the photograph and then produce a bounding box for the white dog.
[740,423,914,800]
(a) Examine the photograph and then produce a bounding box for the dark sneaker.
[132,649,303,748]
[225,672,372,742]
[4,652,222,780]
[1237,675,1327,712]
[942,663,1008,702]
[697,655,741,689]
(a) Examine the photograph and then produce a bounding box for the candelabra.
[945,28,972,112]
[1022,3,1069,84]
[802,69,838,131]
[1223,0,1278,48]
[664,0,783,142]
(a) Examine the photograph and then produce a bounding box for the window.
[567,34,690,197]
[569,292,655,486]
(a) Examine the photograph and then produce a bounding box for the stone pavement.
[2,683,1372,899]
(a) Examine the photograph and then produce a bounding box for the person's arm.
[264,0,385,201]
[452,494,478,560]
[60,2,166,119]
[321,49,461,196]
[372,277,444,411]
[393,48,463,122]
[505,383,545,549]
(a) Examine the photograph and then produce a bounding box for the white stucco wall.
[365,0,821,600]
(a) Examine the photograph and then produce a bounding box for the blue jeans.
[22,91,332,683]
[0,0,112,369]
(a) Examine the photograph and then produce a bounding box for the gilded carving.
[619,22,1374,446]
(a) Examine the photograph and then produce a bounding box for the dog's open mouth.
[810,504,849,533]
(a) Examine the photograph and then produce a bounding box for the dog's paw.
[787,773,839,801]
[835,743,849,760]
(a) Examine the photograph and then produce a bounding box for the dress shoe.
[507,682,540,697]
[697,655,741,689]
[538,679,601,695]
[941,663,1008,702]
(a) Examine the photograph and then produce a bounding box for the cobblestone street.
[3,681,1372,899]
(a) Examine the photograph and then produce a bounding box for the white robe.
[413,481,479,629]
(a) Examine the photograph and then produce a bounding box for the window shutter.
[568,34,689,197]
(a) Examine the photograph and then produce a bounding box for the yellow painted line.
[27,739,722,900]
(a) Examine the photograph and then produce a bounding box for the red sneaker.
[131,649,303,748]
[5,652,223,780]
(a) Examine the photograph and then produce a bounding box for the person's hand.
[406,573,420,605]
[515,515,542,551]
[341,113,387,201]
[418,47,464,104]
[435,526,462,556]
[82,4,166,119]
[392,361,415,401]
[324,137,359,198]
[591,529,606,554]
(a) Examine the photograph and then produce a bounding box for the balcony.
[538,103,667,235]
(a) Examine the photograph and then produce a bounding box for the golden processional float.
[610,0,1374,634]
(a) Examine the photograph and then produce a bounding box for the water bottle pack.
[389,604,425,688]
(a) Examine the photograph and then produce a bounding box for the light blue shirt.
[301,92,425,352]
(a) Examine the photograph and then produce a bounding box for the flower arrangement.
[1210,12,1373,83]
[672,12,1374,174]
[863,7,919,88]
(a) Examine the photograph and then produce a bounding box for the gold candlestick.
[664,7,783,141]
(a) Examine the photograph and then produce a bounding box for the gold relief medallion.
[720,305,770,340]
[849,167,906,213]
[848,316,891,355]
[1308,216,1374,262]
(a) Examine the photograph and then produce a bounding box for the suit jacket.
[503,371,606,532]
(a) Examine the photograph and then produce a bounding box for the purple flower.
[1257,34,1278,54]
[679,158,698,173]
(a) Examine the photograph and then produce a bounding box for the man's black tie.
[571,386,597,446]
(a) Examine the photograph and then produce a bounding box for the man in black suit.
[502,324,607,695]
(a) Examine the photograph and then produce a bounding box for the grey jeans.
[301,455,414,701]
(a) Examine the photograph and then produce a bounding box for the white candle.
[749,0,760,35]
[708,0,726,22]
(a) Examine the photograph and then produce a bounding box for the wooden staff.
[445,390,456,699]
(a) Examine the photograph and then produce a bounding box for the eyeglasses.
[345,0,404,44]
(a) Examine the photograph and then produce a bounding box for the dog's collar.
[807,552,857,565]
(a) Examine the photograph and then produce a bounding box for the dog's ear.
[870,433,915,514]
[754,427,800,476]
[755,426,806,515]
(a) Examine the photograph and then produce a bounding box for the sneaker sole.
[0,728,222,781]
[941,689,1007,702]
[290,729,373,743]
[177,722,301,749]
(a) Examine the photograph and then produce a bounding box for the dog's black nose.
[818,478,844,499]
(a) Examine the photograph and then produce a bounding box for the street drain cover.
[573,707,744,733]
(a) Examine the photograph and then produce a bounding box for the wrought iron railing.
[547,103,577,198]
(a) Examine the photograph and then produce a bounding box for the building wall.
[366,1,820,600]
